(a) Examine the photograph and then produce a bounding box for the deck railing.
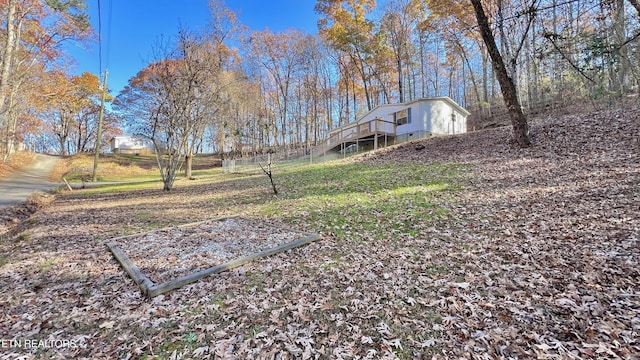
[326,118,396,150]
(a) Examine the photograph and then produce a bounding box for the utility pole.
[92,69,108,182]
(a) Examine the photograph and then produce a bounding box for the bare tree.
[259,158,278,195]
[115,34,209,190]
[248,29,306,148]
[380,0,416,103]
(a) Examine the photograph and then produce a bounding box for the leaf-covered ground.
[111,217,315,285]
[0,108,638,359]
[0,152,34,180]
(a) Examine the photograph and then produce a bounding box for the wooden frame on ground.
[105,216,321,298]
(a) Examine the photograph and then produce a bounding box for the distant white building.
[109,136,153,155]
[324,97,470,153]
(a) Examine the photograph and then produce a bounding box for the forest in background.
[0,0,639,161]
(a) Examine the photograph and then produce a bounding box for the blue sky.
[65,0,319,96]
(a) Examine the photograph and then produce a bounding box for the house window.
[395,108,411,126]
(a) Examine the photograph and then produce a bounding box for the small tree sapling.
[259,157,278,195]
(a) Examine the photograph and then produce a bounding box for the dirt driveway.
[0,153,61,208]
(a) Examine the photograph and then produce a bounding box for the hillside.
[359,108,640,357]
[0,108,638,358]
[0,152,35,179]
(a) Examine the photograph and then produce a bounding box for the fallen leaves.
[110,217,313,284]
[98,321,115,329]
[0,108,639,358]
[0,151,35,180]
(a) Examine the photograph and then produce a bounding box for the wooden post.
[92,69,108,182]
[374,121,378,150]
[62,177,72,191]
[106,242,155,295]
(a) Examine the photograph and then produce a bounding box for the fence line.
[222,130,433,174]
[222,152,348,175]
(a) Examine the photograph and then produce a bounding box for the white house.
[110,136,153,154]
[324,97,470,153]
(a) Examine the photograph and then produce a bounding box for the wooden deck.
[314,118,396,155]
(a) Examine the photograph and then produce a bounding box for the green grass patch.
[38,257,57,272]
[17,231,31,242]
[60,153,221,183]
[258,160,466,241]
[73,180,164,196]
[92,173,162,183]
[58,155,467,248]
[0,256,10,268]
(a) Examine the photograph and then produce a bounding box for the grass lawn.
[50,153,221,183]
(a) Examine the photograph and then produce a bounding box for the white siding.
[327,97,469,145]
[428,99,467,135]
[111,136,152,153]
[419,101,432,133]
[395,104,417,134]
[362,105,402,123]
[455,109,467,134]
[430,100,449,135]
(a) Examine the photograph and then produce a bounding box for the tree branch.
[542,32,596,84]
[259,161,278,195]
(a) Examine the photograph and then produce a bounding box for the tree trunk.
[434,40,440,96]
[456,39,481,106]
[397,57,404,103]
[57,112,71,156]
[482,44,488,103]
[185,152,193,179]
[470,0,531,147]
[419,31,427,98]
[163,179,174,191]
[614,0,630,94]
[350,52,372,111]
[0,0,20,157]
[0,0,18,117]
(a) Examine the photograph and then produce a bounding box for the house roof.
[111,135,142,139]
[109,135,147,142]
[330,96,470,134]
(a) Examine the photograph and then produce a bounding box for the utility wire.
[106,0,112,70]
[98,0,102,76]
[97,0,112,81]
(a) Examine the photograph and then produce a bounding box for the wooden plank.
[105,242,154,295]
[62,177,73,191]
[146,233,322,298]
[106,216,322,298]
[106,215,236,243]
[175,215,239,229]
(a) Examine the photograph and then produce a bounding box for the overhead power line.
[98,0,102,75]
[97,0,113,77]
